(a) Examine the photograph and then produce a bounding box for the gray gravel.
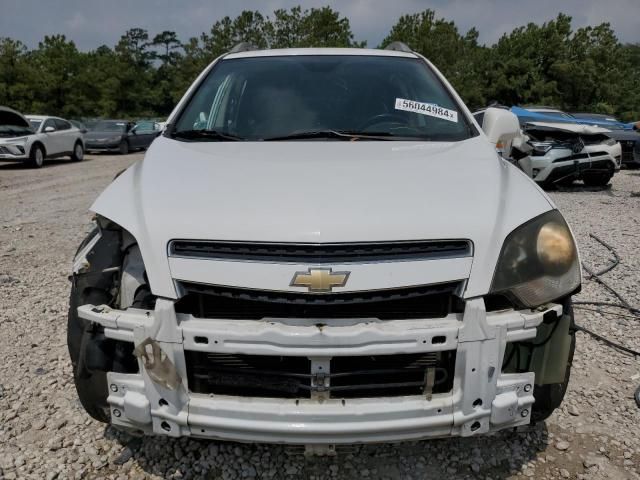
[0,155,639,479]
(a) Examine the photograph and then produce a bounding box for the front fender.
[91,158,177,299]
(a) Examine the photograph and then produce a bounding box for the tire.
[531,302,576,423]
[28,144,45,168]
[119,140,129,155]
[531,333,575,422]
[68,287,111,423]
[555,176,575,187]
[583,166,613,187]
[71,141,84,162]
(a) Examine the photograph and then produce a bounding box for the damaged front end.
[68,217,154,422]
[519,123,620,187]
[68,217,577,444]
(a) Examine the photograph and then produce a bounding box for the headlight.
[490,210,580,308]
[109,135,121,142]
[6,136,28,146]
[604,137,617,146]
[529,141,553,156]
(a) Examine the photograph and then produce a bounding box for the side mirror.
[44,126,56,133]
[481,108,521,157]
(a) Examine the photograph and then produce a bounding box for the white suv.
[521,122,621,187]
[0,107,84,168]
[68,46,580,447]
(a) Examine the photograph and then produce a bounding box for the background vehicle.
[475,107,620,186]
[84,120,160,154]
[519,122,621,187]
[524,106,575,120]
[68,47,579,447]
[70,119,89,134]
[0,107,84,168]
[570,113,640,168]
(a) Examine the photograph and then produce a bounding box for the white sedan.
[0,107,85,168]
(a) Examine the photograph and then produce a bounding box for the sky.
[1,0,639,50]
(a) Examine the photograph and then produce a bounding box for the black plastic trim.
[169,239,472,264]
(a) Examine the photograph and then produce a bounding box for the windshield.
[92,121,126,132]
[172,55,475,141]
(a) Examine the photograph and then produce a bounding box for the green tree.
[200,11,270,57]
[485,14,575,107]
[115,28,153,68]
[150,32,185,116]
[0,38,35,112]
[71,45,120,117]
[380,10,486,107]
[28,35,83,116]
[152,31,182,66]
[1,6,638,121]
[110,28,156,116]
[270,6,364,48]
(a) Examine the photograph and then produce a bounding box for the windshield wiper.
[171,129,245,141]
[263,130,432,141]
[263,130,398,141]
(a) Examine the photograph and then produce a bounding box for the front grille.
[622,151,635,163]
[553,151,609,163]
[185,351,456,398]
[0,146,11,154]
[186,353,311,397]
[169,239,471,263]
[621,141,634,151]
[621,141,637,163]
[175,282,463,320]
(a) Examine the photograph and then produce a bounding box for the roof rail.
[384,41,413,53]
[229,42,258,54]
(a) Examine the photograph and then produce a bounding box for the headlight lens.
[490,210,580,308]
[6,136,28,146]
[109,135,121,142]
[604,137,617,146]
[529,141,553,156]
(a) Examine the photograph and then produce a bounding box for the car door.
[41,118,64,155]
[54,118,76,153]
[134,121,159,148]
[125,122,142,149]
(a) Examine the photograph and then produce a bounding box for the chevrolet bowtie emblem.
[290,268,350,293]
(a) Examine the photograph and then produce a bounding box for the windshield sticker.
[394,98,458,123]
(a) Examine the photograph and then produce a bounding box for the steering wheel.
[358,113,409,131]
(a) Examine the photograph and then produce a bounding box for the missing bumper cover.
[134,338,182,390]
[184,351,456,399]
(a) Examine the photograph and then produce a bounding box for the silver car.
[0,107,85,168]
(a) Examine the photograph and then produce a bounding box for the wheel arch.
[31,140,46,157]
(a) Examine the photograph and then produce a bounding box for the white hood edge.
[91,135,554,299]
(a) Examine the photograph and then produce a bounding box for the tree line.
[0,7,638,121]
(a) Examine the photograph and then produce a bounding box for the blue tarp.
[510,106,634,130]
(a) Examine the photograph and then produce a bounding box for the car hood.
[92,135,554,298]
[602,129,640,142]
[525,121,610,135]
[0,106,30,129]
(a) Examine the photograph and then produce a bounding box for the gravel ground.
[0,154,639,480]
